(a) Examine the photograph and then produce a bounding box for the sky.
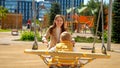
[84,0,109,5]
[84,0,89,5]
[36,0,44,2]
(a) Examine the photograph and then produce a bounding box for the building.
[44,0,55,2]
[45,0,84,16]
[0,0,51,24]
[0,0,5,6]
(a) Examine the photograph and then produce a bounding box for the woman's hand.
[42,39,48,43]
[42,39,49,47]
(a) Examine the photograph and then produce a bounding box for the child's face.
[55,17,63,28]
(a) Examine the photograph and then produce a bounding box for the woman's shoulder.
[48,25,52,29]
[46,26,53,31]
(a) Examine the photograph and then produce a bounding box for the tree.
[94,4,108,40]
[49,2,61,25]
[84,0,100,16]
[0,6,8,20]
[112,0,120,43]
[0,6,8,29]
[84,0,102,37]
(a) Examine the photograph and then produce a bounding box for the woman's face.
[55,17,63,28]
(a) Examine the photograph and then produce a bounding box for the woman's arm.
[42,28,50,44]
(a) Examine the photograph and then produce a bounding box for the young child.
[55,31,74,51]
[49,31,74,51]
[48,32,77,67]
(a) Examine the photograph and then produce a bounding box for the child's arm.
[49,46,56,52]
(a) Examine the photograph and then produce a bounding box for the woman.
[42,15,67,49]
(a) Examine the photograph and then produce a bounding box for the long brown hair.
[49,15,67,34]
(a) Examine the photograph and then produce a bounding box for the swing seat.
[11,29,18,36]
[24,49,110,68]
[81,46,93,50]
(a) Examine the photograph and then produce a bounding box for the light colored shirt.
[56,28,61,43]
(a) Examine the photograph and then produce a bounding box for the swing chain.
[92,46,95,53]
[102,44,107,54]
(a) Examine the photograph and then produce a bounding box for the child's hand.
[71,38,75,47]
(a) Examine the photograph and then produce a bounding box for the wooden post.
[107,0,112,51]
[32,0,38,50]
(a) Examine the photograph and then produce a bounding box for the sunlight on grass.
[0,29,11,32]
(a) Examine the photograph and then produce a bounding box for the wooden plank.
[24,49,110,59]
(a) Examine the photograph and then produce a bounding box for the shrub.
[20,31,42,41]
[36,31,42,42]
[104,31,107,42]
[20,31,34,41]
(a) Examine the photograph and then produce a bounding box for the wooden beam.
[24,49,110,59]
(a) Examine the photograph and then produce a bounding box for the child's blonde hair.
[60,31,72,41]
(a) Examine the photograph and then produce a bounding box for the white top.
[56,27,61,43]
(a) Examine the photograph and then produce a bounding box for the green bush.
[36,31,42,42]
[20,31,42,41]
[20,31,34,41]
[104,31,107,42]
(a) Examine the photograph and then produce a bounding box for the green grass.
[74,36,102,43]
[0,29,11,32]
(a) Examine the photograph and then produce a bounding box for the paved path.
[0,32,120,68]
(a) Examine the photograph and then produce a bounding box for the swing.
[24,0,111,68]
[81,0,106,54]
[24,49,110,68]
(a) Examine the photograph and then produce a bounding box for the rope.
[101,0,107,54]
[92,5,101,53]
[92,0,107,54]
